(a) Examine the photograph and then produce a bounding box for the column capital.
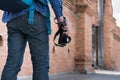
[75,0,96,15]
[63,0,96,15]
[75,4,88,13]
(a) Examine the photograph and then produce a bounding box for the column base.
[75,62,95,74]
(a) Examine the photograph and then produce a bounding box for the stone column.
[103,0,114,70]
[74,0,95,73]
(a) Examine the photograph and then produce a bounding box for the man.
[1,0,69,80]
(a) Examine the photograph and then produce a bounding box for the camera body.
[58,26,71,47]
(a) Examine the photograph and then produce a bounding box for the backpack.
[0,0,49,25]
[0,0,33,12]
[0,0,34,24]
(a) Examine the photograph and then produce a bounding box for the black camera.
[58,34,71,46]
[53,17,71,47]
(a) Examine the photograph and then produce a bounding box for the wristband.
[54,17,67,27]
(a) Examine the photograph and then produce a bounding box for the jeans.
[1,11,49,80]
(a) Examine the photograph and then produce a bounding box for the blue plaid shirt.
[2,0,63,34]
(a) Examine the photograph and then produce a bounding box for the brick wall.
[110,26,120,70]
[103,0,120,71]
[49,5,76,74]
[103,0,120,70]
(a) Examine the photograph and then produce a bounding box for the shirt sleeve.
[49,0,63,19]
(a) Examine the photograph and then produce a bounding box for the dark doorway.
[92,25,99,69]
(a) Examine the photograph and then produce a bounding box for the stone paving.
[50,70,120,80]
[1,70,120,80]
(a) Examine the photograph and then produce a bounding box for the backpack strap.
[22,0,35,25]
[28,2,35,24]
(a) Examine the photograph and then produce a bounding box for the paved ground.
[1,70,120,80]
[50,74,120,80]
[50,70,120,80]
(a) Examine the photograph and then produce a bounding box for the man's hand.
[57,16,69,35]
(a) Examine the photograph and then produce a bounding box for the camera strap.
[53,27,65,47]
